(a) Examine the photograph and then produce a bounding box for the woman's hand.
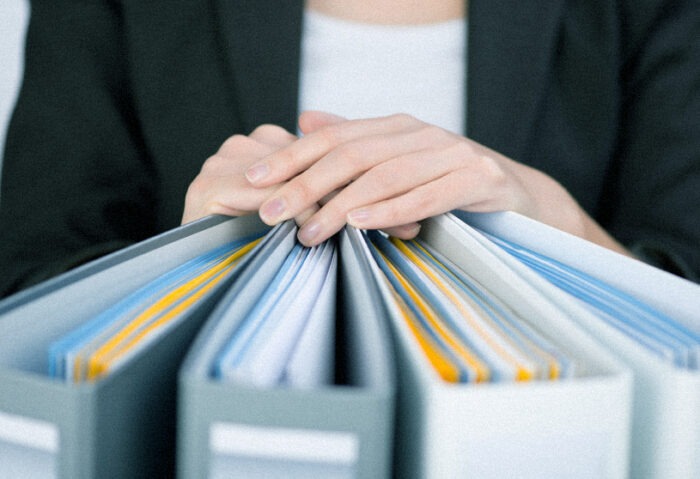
[182,124,319,225]
[244,112,587,243]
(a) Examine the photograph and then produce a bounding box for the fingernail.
[347,208,370,225]
[404,223,421,236]
[298,221,321,245]
[260,197,286,221]
[246,163,269,183]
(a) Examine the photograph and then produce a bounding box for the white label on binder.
[0,411,58,479]
[210,422,359,465]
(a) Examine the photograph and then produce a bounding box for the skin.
[182,1,635,259]
[183,111,633,258]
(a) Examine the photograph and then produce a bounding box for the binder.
[177,226,395,479]
[353,217,634,479]
[455,210,700,479]
[0,215,275,478]
[0,209,695,479]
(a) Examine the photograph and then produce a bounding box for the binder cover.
[457,210,700,479]
[355,218,633,479]
[177,227,395,479]
[0,215,272,478]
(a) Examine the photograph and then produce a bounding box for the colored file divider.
[48,236,261,383]
[177,227,394,479]
[357,219,632,479]
[366,231,574,384]
[0,214,276,478]
[452,210,700,479]
[483,233,700,369]
[213,240,337,387]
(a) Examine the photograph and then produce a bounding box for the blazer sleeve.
[605,0,700,281]
[0,0,158,297]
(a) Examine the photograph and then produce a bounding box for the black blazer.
[1,0,699,296]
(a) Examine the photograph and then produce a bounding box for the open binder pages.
[483,233,700,369]
[213,240,337,388]
[47,235,263,383]
[404,237,574,379]
[448,211,700,479]
[366,231,574,383]
[351,222,631,479]
[0,214,279,478]
[177,226,394,479]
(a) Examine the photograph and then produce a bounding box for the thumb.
[298,110,347,134]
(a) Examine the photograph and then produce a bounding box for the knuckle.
[418,124,453,144]
[185,175,216,207]
[220,134,252,153]
[317,124,343,147]
[199,154,228,174]
[251,124,292,141]
[478,154,508,184]
[333,142,366,167]
[411,188,435,215]
[251,123,282,135]
[286,176,319,208]
[319,196,352,227]
[388,112,418,126]
[382,201,407,226]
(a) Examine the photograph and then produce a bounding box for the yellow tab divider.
[81,239,259,382]
[380,250,490,383]
[394,238,534,382]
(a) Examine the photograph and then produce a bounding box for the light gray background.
[0,0,30,192]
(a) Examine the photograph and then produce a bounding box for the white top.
[298,10,467,135]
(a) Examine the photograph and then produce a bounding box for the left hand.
[245,111,596,247]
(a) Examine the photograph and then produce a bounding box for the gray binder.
[177,227,396,479]
[0,215,275,478]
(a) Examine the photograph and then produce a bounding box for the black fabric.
[1,0,699,298]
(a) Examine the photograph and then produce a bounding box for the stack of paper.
[454,211,700,479]
[367,231,574,383]
[356,218,632,479]
[212,240,337,388]
[484,233,700,370]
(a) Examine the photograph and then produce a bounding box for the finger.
[381,223,422,239]
[284,143,468,232]
[256,129,448,225]
[293,204,320,227]
[183,173,278,223]
[345,169,502,230]
[297,110,347,134]
[249,124,297,148]
[245,113,422,187]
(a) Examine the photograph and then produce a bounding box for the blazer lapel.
[467,0,565,160]
[214,0,304,133]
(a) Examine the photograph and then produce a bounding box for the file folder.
[0,215,275,478]
[353,218,633,479]
[177,227,396,479]
[1,209,695,479]
[455,210,700,479]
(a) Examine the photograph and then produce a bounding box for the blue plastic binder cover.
[177,227,395,479]
[0,215,275,478]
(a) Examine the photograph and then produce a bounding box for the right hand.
[181,124,319,225]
